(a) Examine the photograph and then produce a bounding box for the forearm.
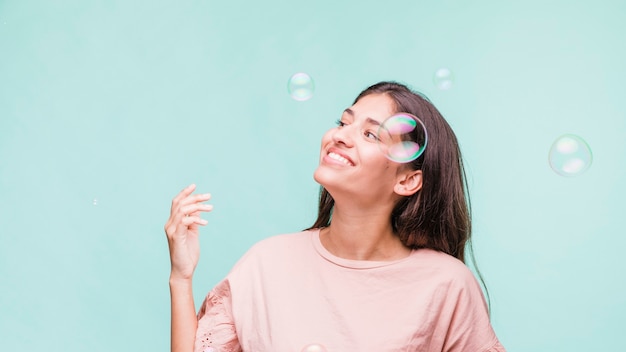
[170,277,198,352]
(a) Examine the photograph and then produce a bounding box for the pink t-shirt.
[195,229,505,352]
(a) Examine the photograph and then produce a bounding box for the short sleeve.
[442,268,506,352]
[194,279,242,352]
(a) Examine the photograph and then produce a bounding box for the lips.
[325,148,354,166]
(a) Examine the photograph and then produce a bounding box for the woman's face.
[313,93,407,204]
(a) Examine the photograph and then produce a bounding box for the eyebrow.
[343,108,382,126]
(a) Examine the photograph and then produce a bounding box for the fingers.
[181,214,208,227]
[171,183,196,207]
[170,184,211,215]
[174,193,212,220]
[180,203,214,217]
[165,184,214,237]
[170,184,193,216]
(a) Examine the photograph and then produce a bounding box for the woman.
[165,82,506,352]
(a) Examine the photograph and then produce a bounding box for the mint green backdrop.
[1,0,625,351]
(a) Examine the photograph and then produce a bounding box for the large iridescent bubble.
[377,113,428,163]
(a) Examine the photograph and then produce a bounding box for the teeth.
[328,152,352,165]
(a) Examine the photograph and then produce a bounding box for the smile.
[328,152,354,166]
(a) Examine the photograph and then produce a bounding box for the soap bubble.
[288,72,315,101]
[301,343,328,352]
[377,113,428,163]
[548,134,593,177]
[433,68,454,90]
[92,198,98,206]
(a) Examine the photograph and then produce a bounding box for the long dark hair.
[306,81,490,308]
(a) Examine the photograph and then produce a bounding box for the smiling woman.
[165,81,506,352]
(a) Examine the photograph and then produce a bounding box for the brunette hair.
[307,81,489,305]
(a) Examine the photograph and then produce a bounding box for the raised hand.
[164,184,213,281]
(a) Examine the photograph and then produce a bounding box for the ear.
[394,169,423,196]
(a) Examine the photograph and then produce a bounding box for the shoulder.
[413,248,471,273]
[409,249,491,325]
[228,230,315,273]
[246,230,313,254]
[411,248,482,289]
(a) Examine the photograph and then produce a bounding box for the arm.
[170,278,198,352]
[165,184,213,352]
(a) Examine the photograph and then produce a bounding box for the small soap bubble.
[548,134,593,177]
[92,198,98,206]
[301,343,328,352]
[288,72,315,101]
[433,68,454,90]
[377,113,428,163]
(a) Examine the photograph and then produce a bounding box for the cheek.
[358,150,392,176]
[368,144,401,171]
[362,144,386,163]
[320,130,333,150]
[366,143,396,170]
[320,130,333,146]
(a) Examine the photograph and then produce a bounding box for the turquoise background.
[1,0,625,350]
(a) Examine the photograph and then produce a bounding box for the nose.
[331,124,354,148]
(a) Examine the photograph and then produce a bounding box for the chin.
[313,167,325,185]
[313,167,334,189]
[313,168,346,197]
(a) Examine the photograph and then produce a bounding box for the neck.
[320,202,411,261]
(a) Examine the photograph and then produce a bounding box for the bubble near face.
[548,134,593,177]
[288,72,315,101]
[301,343,328,352]
[377,113,428,163]
[433,68,454,90]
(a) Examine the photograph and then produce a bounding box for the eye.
[364,130,379,141]
[335,119,347,128]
